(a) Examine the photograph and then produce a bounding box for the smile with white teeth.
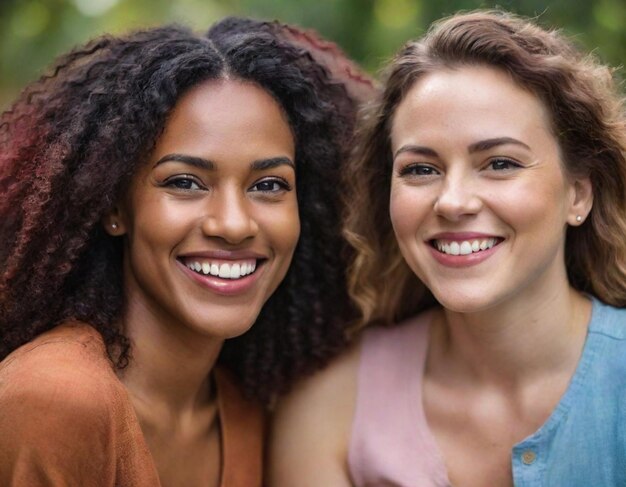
[432,238,500,256]
[184,259,257,279]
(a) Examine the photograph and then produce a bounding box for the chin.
[431,290,498,314]
[207,318,258,339]
[183,309,260,340]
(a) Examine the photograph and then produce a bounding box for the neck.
[429,284,592,390]
[117,300,223,419]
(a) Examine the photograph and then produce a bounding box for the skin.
[269,66,594,486]
[390,65,587,315]
[105,79,298,486]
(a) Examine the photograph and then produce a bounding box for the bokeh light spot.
[73,0,120,17]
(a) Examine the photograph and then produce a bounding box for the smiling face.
[109,79,299,339]
[389,65,592,313]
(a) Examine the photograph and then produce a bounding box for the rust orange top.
[0,322,263,486]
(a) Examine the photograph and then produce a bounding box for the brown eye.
[489,158,521,171]
[250,178,291,193]
[399,164,440,177]
[163,175,204,190]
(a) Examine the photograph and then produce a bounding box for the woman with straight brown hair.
[270,10,626,486]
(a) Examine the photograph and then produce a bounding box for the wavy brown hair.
[0,18,375,402]
[344,10,626,328]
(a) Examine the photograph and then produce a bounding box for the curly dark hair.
[0,17,374,402]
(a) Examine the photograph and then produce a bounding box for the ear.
[102,204,128,236]
[567,176,593,226]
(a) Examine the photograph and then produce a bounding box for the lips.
[425,233,504,268]
[177,253,268,296]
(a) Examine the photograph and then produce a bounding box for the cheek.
[389,185,432,281]
[279,213,300,254]
[129,197,188,248]
[490,178,570,235]
[260,201,300,254]
[389,183,426,241]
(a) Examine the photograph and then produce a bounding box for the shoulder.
[268,341,361,486]
[0,322,127,451]
[0,323,132,484]
[275,327,364,410]
[0,321,121,405]
[271,309,435,438]
[589,299,626,340]
[274,337,362,422]
[268,311,436,486]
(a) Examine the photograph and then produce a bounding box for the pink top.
[348,311,452,487]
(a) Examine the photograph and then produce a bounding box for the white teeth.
[185,259,257,279]
[449,241,460,255]
[433,238,499,256]
[459,241,472,255]
[219,263,230,278]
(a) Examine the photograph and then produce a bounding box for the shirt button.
[521,450,537,465]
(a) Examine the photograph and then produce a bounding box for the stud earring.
[111,222,118,230]
[576,215,583,223]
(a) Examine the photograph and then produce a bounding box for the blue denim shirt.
[512,298,626,486]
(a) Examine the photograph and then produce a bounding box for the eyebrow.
[250,156,295,171]
[394,137,530,160]
[154,154,294,171]
[154,154,214,170]
[393,145,439,160]
[467,137,531,153]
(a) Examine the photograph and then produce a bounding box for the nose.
[433,172,483,221]
[201,189,259,244]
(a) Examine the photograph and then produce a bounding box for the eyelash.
[162,175,205,190]
[250,178,292,193]
[161,175,292,193]
[398,164,440,177]
[398,158,523,178]
[487,158,522,171]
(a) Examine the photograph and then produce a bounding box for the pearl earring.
[111,222,118,230]
[576,215,583,223]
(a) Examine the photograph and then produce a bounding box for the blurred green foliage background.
[0,0,624,109]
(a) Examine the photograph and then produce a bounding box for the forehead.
[153,79,295,164]
[391,65,554,150]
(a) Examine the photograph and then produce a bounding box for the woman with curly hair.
[0,16,374,486]
[270,10,626,487]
